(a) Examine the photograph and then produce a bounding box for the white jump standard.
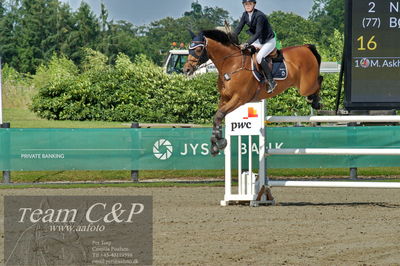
[221,101,275,207]
[221,100,400,207]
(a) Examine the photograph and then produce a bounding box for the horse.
[183,29,323,156]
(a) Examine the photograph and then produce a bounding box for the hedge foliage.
[31,50,340,124]
[31,51,220,124]
[268,73,340,116]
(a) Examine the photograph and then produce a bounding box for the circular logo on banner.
[153,139,173,160]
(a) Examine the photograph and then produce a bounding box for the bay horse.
[183,29,323,156]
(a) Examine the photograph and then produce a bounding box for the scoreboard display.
[345,0,400,109]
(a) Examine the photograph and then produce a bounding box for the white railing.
[269,180,400,189]
[266,116,400,123]
[267,148,400,156]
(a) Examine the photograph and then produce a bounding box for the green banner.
[1,126,400,171]
[0,129,141,171]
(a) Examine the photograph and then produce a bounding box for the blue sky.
[60,0,315,25]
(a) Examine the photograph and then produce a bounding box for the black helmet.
[242,0,256,3]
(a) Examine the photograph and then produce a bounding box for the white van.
[163,50,217,75]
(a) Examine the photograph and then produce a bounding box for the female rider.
[234,0,276,92]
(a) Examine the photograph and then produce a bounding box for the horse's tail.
[306,44,324,100]
[306,44,321,67]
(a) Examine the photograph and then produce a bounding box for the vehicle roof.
[169,50,189,55]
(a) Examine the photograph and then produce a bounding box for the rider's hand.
[240,43,250,50]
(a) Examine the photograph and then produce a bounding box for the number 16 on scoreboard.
[357,35,378,51]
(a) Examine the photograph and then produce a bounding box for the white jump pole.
[266,116,400,123]
[267,148,400,156]
[269,180,400,189]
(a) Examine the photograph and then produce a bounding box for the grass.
[0,181,226,189]
[6,168,400,184]
[8,170,225,183]
[1,80,36,109]
[3,108,128,128]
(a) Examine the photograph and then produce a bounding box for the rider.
[234,0,276,92]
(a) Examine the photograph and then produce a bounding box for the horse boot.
[260,57,277,94]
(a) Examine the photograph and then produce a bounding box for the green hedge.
[31,52,219,124]
[31,51,340,124]
[268,73,340,116]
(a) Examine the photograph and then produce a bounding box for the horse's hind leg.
[306,75,324,110]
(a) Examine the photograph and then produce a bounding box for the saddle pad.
[251,59,288,82]
[271,61,288,80]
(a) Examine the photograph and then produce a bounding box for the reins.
[191,40,253,78]
[221,48,253,78]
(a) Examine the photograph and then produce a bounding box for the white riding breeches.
[251,38,277,64]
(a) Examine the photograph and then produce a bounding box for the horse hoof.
[216,138,227,150]
[312,102,323,110]
[306,96,314,104]
[210,145,220,157]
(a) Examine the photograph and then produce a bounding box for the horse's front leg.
[210,76,228,156]
[210,110,227,157]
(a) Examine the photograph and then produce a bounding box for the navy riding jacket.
[234,9,275,44]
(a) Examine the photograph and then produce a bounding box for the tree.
[202,6,229,27]
[319,29,344,61]
[55,3,76,57]
[40,0,73,62]
[99,2,109,32]
[0,0,341,74]
[269,11,318,47]
[12,0,52,73]
[309,0,345,46]
[0,0,5,17]
[1,0,77,73]
[145,1,230,64]
[0,0,19,65]
[310,0,344,32]
[184,1,202,19]
[102,21,147,64]
[66,2,100,64]
[97,2,110,61]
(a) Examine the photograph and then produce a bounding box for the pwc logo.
[231,107,259,132]
[243,107,258,119]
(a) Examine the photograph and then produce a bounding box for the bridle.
[188,38,209,66]
[188,35,252,77]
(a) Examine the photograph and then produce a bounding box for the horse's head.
[183,30,209,76]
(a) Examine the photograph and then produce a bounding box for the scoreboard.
[345,0,400,109]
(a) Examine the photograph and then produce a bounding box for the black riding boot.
[260,57,276,94]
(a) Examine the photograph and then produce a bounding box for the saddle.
[250,47,288,83]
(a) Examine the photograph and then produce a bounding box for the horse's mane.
[201,29,239,46]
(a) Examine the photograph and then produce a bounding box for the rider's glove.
[240,43,250,50]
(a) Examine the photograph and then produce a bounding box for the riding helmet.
[242,0,256,3]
